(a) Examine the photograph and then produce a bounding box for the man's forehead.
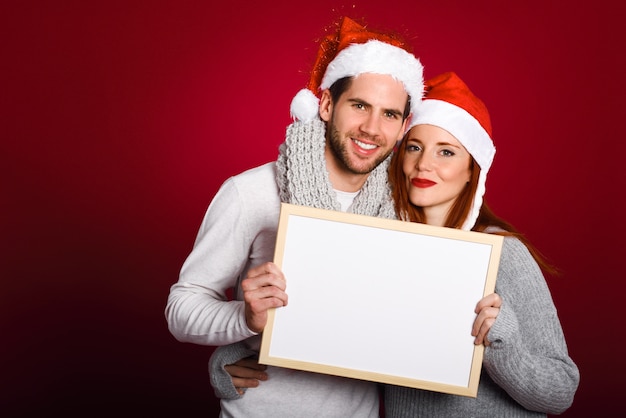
[347,73,409,106]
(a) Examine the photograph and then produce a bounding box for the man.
[165,17,424,417]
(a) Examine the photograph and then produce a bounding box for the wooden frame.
[259,203,503,397]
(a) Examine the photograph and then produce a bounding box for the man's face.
[319,73,409,180]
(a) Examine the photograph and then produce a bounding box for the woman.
[384,71,579,417]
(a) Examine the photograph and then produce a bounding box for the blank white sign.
[260,203,503,397]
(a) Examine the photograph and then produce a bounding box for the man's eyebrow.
[347,97,370,107]
[385,108,404,118]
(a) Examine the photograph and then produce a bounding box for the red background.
[3,1,625,416]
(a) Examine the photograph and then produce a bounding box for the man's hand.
[225,357,268,395]
[472,293,502,346]
[241,262,288,333]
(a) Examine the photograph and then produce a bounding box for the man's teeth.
[354,139,377,150]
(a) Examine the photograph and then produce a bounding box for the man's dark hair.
[328,76,411,121]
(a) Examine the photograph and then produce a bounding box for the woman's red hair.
[389,137,558,276]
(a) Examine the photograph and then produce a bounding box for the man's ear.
[318,90,332,122]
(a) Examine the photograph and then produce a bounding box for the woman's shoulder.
[484,226,525,248]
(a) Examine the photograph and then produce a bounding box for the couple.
[166,17,579,417]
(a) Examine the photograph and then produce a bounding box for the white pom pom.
[289,89,319,122]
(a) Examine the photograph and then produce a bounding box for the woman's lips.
[411,178,436,188]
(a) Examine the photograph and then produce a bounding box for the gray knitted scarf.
[276,119,396,219]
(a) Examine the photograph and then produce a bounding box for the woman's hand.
[472,293,502,346]
[225,357,269,395]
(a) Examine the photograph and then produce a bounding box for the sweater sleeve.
[165,177,258,346]
[483,236,580,414]
[209,341,258,399]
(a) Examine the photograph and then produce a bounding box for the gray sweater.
[383,236,579,417]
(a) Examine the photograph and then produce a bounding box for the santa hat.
[290,17,424,126]
[409,71,495,231]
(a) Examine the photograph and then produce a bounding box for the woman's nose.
[416,152,433,171]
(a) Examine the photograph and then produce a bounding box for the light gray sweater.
[166,162,381,418]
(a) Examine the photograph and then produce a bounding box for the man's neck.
[328,170,368,193]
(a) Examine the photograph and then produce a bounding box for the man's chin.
[349,153,391,174]
[345,159,380,175]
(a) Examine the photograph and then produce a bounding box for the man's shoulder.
[228,161,279,199]
[236,161,276,180]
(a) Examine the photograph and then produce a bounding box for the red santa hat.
[409,72,495,230]
[290,17,424,126]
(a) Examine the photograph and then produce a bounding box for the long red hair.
[389,136,558,276]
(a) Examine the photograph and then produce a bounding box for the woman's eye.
[442,149,455,157]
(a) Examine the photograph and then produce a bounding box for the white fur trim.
[320,39,424,126]
[410,99,495,230]
[290,88,320,122]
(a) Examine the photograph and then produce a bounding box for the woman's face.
[402,124,472,226]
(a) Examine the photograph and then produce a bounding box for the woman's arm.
[209,341,267,399]
[483,236,580,414]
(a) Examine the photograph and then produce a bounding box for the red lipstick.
[411,178,436,188]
